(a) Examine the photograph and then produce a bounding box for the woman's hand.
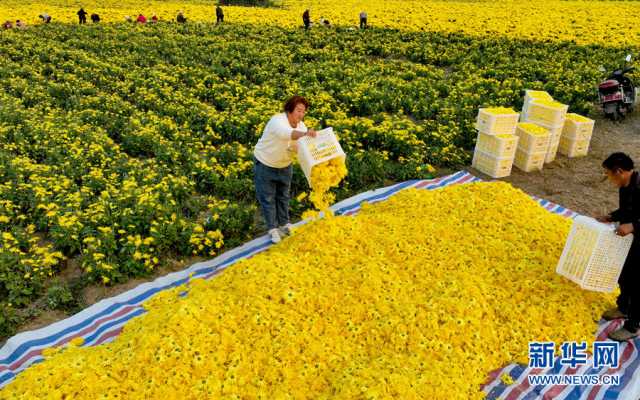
[616,223,634,237]
[595,214,612,223]
[306,129,317,138]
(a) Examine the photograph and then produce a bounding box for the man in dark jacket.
[598,152,640,341]
[77,8,87,24]
[216,6,224,24]
[302,9,310,30]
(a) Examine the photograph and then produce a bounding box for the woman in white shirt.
[254,96,317,243]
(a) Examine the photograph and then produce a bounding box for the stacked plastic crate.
[520,92,569,164]
[514,122,551,172]
[559,113,595,158]
[520,90,553,121]
[472,107,520,178]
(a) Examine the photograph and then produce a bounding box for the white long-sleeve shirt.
[254,113,307,168]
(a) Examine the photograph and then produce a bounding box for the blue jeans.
[254,157,292,230]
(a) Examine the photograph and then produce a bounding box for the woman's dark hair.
[284,96,309,113]
[603,152,634,172]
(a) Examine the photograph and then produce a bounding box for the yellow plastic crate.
[556,216,633,292]
[522,119,564,142]
[559,136,590,158]
[515,123,551,153]
[472,149,514,178]
[524,90,553,102]
[297,127,346,185]
[548,127,562,146]
[545,140,560,164]
[545,131,561,163]
[521,117,564,133]
[532,122,564,137]
[521,90,554,121]
[475,132,519,159]
[526,99,568,127]
[513,148,545,172]
[547,124,564,139]
[563,113,595,141]
[476,107,519,135]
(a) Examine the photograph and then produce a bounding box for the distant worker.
[91,13,100,23]
[39,13,52,23]
[2,20,12,30]
[359,10,367,29]
[302,9,310,30]
[136,14,147,24]
[15,20,27,29]
[77,8,88,24]
[151,14,159,23]
[216,6,224,24]
[177,11,187,23]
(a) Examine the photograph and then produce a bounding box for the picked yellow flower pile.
[303,157,348,218]
[519,122,550,136]
[1,182,613,399]
[483,107,518,115]
[566,113,592,123]
[531,99,567,110]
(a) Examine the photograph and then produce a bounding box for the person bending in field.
[91,13,100,23]
[151,14,159,23]
[597,152,640,341]
[39,13,52,23]
[77,8,87,24]
[2,20,12,29]
[253,96,317,244]
[177,11,187,23]
[136,14,147,24]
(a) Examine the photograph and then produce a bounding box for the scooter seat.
[599,79,620,89]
